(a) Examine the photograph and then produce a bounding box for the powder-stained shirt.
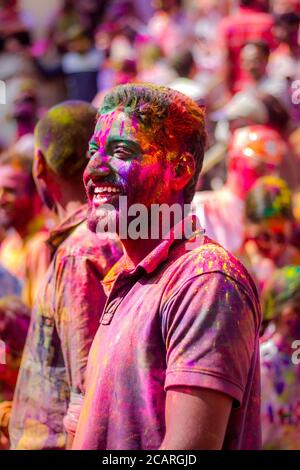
[260,339,300,449]
[0,265,21,298]
[9,205,122,450]
[73,217,262,450]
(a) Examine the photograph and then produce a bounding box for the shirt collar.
[46,204,88,255]
[102,215,203,295]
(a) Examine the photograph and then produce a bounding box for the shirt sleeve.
[161,272,258,406]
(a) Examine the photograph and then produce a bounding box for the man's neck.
[56,199,85,224]
[14,215,35,239]
[122,237,163,268]
[120,196,185,268]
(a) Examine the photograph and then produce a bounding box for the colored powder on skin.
[38,104,96,177]
[47,107,75,126]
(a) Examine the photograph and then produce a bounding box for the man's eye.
[114,147,132,158]
[88,148,98,158]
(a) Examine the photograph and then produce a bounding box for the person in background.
[240,41,287,102]
[10,79,39,141]
[168,49,205,103]
[269,12,300,125]
[242,176,300,291]
[193,125,285,253]
[33,25,103,102]
[269,12,300,82]
[0,295,30,449]
[0,137,50,307]
[148,0,191,57]
[271,0,300,15]
[260,266,300,449]
[218,0,275,95]
[0,265,21,298]
[9,101,122,450]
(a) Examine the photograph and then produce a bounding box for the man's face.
[0,165,32,230]
[84,108,177,232]
[241,45,268,81]
[13,93,37,121]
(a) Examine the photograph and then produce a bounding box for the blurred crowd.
[0,0,300,450]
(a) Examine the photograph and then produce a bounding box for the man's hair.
[34,100,97,180]
[245,176,293,222]
[99,84,206,203]
[275,12,300,27]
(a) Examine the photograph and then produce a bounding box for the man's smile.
[88,181,124,207]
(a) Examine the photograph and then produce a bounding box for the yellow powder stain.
[17,420,50,450]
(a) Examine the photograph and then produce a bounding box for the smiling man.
[73,84,262,450]
[9,101,122,450]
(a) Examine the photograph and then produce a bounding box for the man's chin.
[0,213,11,231]
[87,215,98,233]
[87,204,119,235]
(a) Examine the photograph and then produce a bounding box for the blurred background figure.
[0,266,21,299]
[260,266,300,449]
[8,78,39,142]
[241,176,300,291]
[168,48,205,103]
[218,0,275,95]
[0,138,51,307]
[33,24,104,102]
[240,40,287,102]
[0,295,30,449]
[193,125,285,254]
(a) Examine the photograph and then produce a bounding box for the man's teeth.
[94,186,121,195]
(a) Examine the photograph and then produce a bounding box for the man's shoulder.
[55,222,122,266]
[163,236,259,304]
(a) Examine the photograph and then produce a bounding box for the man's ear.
[33,149,47,183]
[172,152,195,191]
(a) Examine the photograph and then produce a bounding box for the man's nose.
[86,152,111,178]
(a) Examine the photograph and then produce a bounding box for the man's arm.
[160,387,232,450]
[161,271,259,450]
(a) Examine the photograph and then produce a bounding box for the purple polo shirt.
[73,219,262,450]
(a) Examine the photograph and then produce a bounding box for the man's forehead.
[93,108,140,142]
[0,165,28,187]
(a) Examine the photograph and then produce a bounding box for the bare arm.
[160,387,232,450]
